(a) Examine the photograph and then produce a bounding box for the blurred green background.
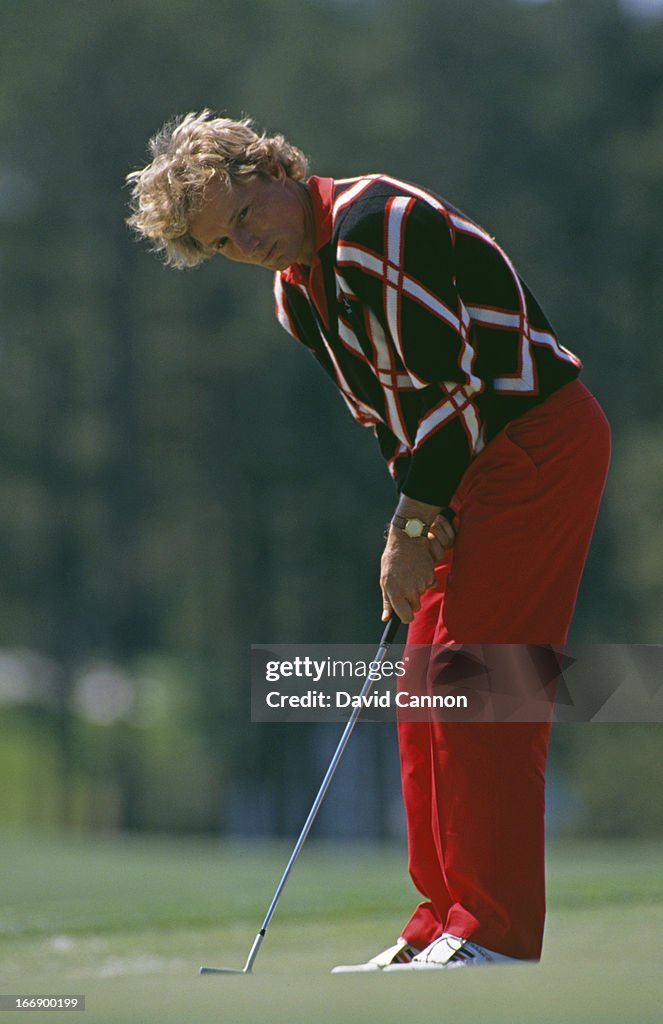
[1,0,663,842]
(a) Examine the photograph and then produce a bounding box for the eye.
[216,238,228,251]
[238,206,249,222]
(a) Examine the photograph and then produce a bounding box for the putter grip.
[382,614,401,645]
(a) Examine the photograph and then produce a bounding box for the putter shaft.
[199,616,401,976]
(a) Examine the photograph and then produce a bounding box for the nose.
[234,228,260,259]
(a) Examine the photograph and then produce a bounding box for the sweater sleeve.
[336,195,484,506]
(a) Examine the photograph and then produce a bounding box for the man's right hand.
[426,513,456,563]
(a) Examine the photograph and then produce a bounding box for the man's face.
[188,164,314,271]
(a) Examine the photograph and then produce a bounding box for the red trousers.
[398,380,611,960]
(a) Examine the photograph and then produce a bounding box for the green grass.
[1,831,662,1023]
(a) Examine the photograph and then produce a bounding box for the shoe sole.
[331,964,383,974]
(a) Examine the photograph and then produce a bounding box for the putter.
[200,614,402,975]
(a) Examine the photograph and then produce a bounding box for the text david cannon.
[336,691,468,709]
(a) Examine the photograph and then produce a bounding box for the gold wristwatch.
[391,513,431,539]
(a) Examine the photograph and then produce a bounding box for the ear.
[267,160,287,183]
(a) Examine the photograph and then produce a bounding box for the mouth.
[263,242,277,265]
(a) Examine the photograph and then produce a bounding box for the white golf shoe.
[331,937,421,973]
[383,933,522,971]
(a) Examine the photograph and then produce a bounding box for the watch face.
[404,518,426,538]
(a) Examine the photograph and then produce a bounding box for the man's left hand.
[380,518,453,624]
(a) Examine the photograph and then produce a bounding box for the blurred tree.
[1,0,662,834]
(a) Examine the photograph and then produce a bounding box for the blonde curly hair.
[126,110,310,269]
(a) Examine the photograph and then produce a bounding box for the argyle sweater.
[274,175,581,506]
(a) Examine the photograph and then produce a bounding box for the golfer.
[126,112,610,970]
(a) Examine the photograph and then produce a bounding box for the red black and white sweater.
[274,175,581,507]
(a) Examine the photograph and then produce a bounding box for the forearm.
[394,493,441,525]
[401,416,472,508]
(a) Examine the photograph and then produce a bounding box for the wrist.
[390,513,432,540]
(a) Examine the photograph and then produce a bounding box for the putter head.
[199,965,251,975]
